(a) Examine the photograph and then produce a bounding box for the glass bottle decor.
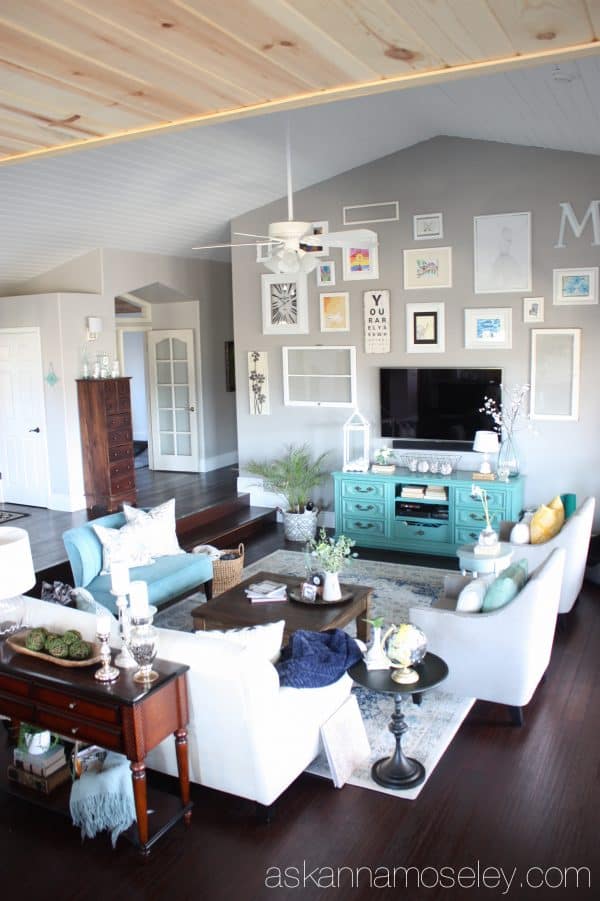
[497,433,519,480]
[127,611,159,684]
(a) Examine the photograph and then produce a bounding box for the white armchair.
[409,547,565,725]
[499,496,595,614]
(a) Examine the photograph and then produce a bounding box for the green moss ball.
[25,630,47,652]
[62,630,82,646]
[68,639,92,661]
[44,633,60,651]
[47,638,70,659]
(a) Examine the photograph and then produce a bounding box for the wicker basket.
[212,543,245,596]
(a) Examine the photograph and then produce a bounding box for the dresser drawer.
[108,444,132,463]
[0,691,35,721]
[341,498,385,519]
[455,526,486,545]
[341,481,385,500]
[107,413,131,430]
[107,427,132,447]
[36,687,121,726]
[454,486,506,511]
[393,520,450,543]
[110,457,133,479]
[342,518,386,538]
[455,508,501,529]
[110,473,135,494]
[0,672,30,698]
[37,707,122,751]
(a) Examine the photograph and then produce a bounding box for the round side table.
[456,542,513,578]
[349,654,448,790]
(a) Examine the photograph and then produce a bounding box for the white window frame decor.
[406,302,445,354]
[523,297,544,323]
[282,346,357,408]
[413,213,443,241]
[464,308,512,349]
[530,328,581,421]
[261,273,308,335]
[319,292,350,332]
[553,267,598,305]
[363,290,390,354]
[342,242,379,281]
[403,247,452,289]
[343,201,399,225]
[473,211,532,294]
[316,260,336,287]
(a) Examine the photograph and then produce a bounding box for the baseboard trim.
[48,493,87,512]
[236,476,333,527]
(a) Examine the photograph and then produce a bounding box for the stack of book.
[425,485,447,501]
[401,485,425,499]
[245,579,288,603]
[9,744,70,794]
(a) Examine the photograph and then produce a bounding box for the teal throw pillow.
[481,560,528,612]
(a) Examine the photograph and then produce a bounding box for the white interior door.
[0,328,49,506]
[148,330,199,471]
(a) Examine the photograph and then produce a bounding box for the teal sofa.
[63,512,213,616]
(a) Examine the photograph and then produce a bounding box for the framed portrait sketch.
[343,242,379,281]
[413,213,443,241]
[553,267,598,305]
[523,297,544,323]
[316,260,336,287]
[406,302,445,353]
[464,308,512,349]
[530,328,580,421]
[261,274,308,334]
[320,292,350,332]
[403,247,452,289]
[473,211,531,293]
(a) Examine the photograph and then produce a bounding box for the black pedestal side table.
[349,654,448,790]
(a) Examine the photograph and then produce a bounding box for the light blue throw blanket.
[69,752,136,848]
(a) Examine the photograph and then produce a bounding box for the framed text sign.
[363,290,390,353]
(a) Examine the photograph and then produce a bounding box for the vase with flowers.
[308,529,356,601]
[471,484,498,546]
[480,384,530,479]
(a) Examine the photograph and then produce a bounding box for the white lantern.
[343,410,370,472]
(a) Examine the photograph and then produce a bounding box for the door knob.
[188,406,195,412]
[29,427,40,433]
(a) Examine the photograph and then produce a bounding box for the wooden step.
[178,506,277,551]
[175,494,250,540]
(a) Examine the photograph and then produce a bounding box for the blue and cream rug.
[155,550,474,800]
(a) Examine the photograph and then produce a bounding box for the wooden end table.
[191,571,372,644]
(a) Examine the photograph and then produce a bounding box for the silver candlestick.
[94,630,119,683]
[113,593,137,669]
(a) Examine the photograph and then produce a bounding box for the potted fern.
[246,444,330,541]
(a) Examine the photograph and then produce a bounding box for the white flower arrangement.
[309,528,357,573]
[374,447,395,465]
[471,484,494,532]
[479,384,530,440]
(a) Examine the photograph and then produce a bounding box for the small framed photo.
[413,213,443,241]
[320,292,350,332]
[316,260,336,287]
[403,247,452,289]
[343,242,379,281]
[406,302,445,353]
[301,221,328,256]
[465,308,512,349]
[553,267,598,305]
[261,274,309,335]
[523,297,544,323]
[300,582,318,602]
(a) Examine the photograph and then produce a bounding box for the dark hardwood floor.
[0,524,597,899]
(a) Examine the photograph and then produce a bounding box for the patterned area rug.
[0,510,29,524]
[155,550,474,800]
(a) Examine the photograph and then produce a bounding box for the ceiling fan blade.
[316,228,378,249]
[234,232,284,243]
[192,242,266,250]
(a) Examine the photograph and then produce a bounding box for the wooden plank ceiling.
[0,0,599,163]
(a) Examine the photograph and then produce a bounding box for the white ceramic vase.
[322,571,342,602]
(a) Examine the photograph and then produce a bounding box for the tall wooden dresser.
[76,377,136,512]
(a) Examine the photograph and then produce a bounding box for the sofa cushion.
[455,577,489,613]
[92,521,155,574]
[481,559,528,611]
[122,499,184,558]
[63,513,126,587]
[195,620,285,664]
[530,496,565,544]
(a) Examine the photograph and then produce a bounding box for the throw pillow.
[509,521,530,545]
[92,521,155,574]
[122,499,184,558]
[455,577,489,613]
[530,496,565,544]
[195,620,285,664]
[481,559,528,612]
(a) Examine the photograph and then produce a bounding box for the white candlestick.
[97,613,112,637]
[129,581,149,619]
[110,561,130,596]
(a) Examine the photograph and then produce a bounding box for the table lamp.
[472,430,499,474]
[0,527,36,635]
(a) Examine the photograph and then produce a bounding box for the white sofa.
[20,598,351,807]
[409,547,565,725]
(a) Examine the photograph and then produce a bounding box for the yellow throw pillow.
[530,496,565,544]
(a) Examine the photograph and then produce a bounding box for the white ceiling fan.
[192,124,377,274]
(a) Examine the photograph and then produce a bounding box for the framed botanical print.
[320,292,350,332]
[261,274,308,334]
[403,247,452,289]
[406,302,445,353]
[342,242,379,281]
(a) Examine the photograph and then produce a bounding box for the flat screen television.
[380,367,502,450]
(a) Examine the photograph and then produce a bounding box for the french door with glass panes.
[147,330,200,471]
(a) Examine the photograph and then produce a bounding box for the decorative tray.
[7,631,102,668]
[288,588,354,607]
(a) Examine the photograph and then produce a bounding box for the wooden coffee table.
[191,571,372,644]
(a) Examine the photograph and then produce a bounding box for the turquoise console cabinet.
[333,470,524,557]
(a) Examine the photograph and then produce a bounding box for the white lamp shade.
[472,430,499,454]
[0,527,35,599]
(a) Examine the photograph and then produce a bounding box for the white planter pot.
[322,571,342,602]
[283,509,318,542]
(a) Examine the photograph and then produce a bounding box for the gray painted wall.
[232,136,600,525]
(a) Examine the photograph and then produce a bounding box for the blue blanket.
[276,629,362,688]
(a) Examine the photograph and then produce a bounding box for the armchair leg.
[508,706,524,727]
[412,693,422,706]
[204,579,213,601]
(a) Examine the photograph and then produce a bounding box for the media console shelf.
[333,470,524,557]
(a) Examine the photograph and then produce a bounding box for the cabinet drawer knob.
[356,503,374,511]
[469,512,484,521]
[355,486,374,493]
[354,521,374,529]
[68,702,77,710]
[71,727,79,735]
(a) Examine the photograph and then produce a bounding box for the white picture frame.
[319,292,350,332]
[406,302,445,353]
[247,351,270,415]
[530,328,581,421]
[473,211,532,293]
[413,213,444,241]
[301,220,329,256]
[316,260,336,287]
[553,267,598,305]
[403,247,452,289]
[282,346,357,407]
[343,201,399,225]
[342,242,379,281]
[261,274,308,335]
[464,308,512,349]
[523,296,544,323]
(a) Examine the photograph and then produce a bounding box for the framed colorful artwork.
[464,308,512,349]
[406,302,445,353]
[316,260,336,287]
[320,292,350,332]
[474,211,532,293]
[403,247,452,289]
[553,267,598,305]
[261,274,308,335]
[343,242,379,281]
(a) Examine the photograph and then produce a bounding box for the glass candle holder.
[127,613,159,684]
